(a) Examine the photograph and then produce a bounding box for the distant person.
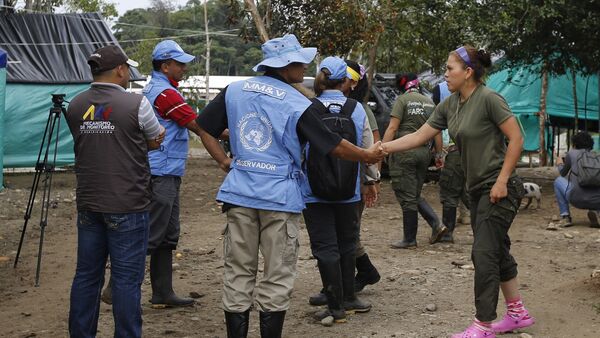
[345,60,382,292]
[383,73,446,249]
[66,45,165,338]
[432,81,470,243]
[553,132,600,227]
[382,45,534,337]
[195,34,385,338]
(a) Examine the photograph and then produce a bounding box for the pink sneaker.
[491,311,535,333]
[451,324,496,338]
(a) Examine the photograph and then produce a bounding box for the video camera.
[51,93,65,106]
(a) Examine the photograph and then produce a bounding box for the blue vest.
[439,81,451,101]
[301,90,366,204]
[217,76,311,213]
[143,71,189,177]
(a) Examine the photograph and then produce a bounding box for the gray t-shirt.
[559,148,600,209]
[427,85,514,192]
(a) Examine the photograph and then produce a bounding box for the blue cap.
[319,56,351,80]
[253,34,317,72]
[152,40,195,63]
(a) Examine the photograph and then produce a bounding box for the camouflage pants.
[389,146,430,212]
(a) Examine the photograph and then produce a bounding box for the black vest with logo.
[65,83,151,213]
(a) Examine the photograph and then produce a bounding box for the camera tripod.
[14,94,66,286]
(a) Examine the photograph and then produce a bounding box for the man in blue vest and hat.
[142,40,206,308]
[196,34,386,338]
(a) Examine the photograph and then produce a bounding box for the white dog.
[521,182,542,209]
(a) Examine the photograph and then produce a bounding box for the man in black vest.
[65,45,165,338]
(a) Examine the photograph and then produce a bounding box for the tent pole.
[539,68,549,166]
[572,69,579,131]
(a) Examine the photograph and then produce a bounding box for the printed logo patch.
[80,105,115,134]
[242,81,287,100]
[238,112,273,152]
[407,101,427,115]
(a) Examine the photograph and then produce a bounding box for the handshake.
[363,141,388,165]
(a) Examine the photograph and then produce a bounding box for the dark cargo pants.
[469,176,525,322]
[147,176,181,253]
[389,146,430,212]
[303,202,361,264]
[439,150,469,209]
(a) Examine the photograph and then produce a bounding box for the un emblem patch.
[238,112,273,152]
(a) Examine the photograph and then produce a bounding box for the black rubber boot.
[391,210,418,249]
[354,253,380,292]
[225,310,250,338]
[418,199,447,244]
[340,253,371,314]
[150,249,195,308]
[440,206,457,243]
[317,259,346,322]
[308,289,327,306]
[259,311,286,338]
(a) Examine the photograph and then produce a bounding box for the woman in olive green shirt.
[382,46,535,338]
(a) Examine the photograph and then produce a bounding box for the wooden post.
[365,34,380,103]
[571,68,578,131]
[244,0,269,43]
[538,67,549,166]
[204,0,211,104]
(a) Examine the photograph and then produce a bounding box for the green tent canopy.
[488,64,598,152]
[0,13,145,169]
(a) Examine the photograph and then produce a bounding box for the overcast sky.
[114,0,189,17]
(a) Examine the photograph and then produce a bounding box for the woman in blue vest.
[302,56,379,324]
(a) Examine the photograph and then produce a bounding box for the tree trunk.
[365,34,381,103]
[25,0,33,10]
[571,68,578,130]
[538,67,548,166]
[244,0,269,43]
[204,0,211,104]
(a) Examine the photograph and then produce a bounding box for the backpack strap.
[309,98,328,116]
[339,98,358,117]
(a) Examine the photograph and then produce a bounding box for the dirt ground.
[1,148,600,338]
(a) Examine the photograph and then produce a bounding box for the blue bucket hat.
[152,40,195,63]
[319,56,352,80]
[252,34,317,72]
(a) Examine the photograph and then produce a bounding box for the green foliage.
[271,0,367,56]
[114,0,262,76]
[477,0,600,75]
[114,0,600,78]
[64,0,118,18]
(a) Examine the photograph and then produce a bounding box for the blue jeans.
[554,176,572,216]
[69,211,149,338]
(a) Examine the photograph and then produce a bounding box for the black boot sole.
[429,225,448,244]
[150,299,195,309]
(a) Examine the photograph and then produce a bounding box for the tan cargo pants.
[222,207,300,313]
